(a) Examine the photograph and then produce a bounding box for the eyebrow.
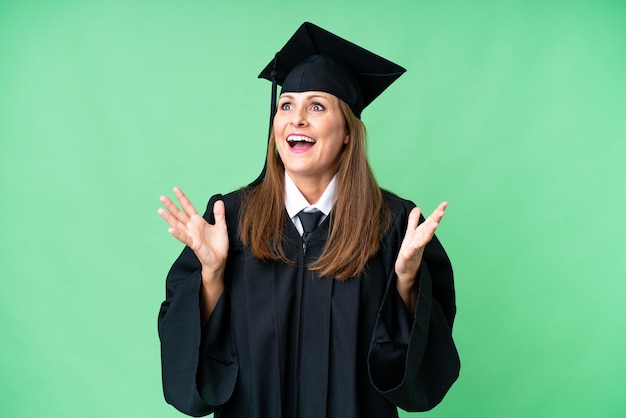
[279,94,329,101]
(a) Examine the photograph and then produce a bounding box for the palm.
[159,187,229,271]
[395,202,448,281]
[187,212,229,269]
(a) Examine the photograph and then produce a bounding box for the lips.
[287,134,316,150]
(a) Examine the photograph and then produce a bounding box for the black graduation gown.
[158,189,459,418]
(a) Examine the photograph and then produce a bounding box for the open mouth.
[287,134,316,150]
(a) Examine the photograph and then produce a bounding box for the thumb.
[213,200,226,226]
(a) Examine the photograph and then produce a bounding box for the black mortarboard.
[251,22,406,185]
[259,22,406,119]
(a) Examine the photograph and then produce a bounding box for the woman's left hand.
[395,202,448,286]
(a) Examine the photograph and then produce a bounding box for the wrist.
[201,264,225,284]
[396,273,417,290]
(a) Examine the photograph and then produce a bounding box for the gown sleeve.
[157,194,238,417]
[368,199,460,412]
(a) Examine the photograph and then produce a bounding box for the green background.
[1,0,625,417]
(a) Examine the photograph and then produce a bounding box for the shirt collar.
[284,172,337,219]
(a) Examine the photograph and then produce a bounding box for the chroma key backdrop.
[1,1,624,417]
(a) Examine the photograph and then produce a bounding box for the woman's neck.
[287,172,335,204]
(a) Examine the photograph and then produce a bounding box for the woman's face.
[273,91,348,184]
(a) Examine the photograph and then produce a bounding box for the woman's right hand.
[158,187,229,275]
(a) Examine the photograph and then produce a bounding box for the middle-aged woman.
[158,22,460,418]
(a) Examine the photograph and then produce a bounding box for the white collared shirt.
[284,172,337,236]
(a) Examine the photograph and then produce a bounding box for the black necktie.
[298,211,323,244]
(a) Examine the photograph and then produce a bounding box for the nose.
[289,107,308,127]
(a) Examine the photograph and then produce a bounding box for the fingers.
[174,187,199,217]
[432,201,448,220]
[422,201,447,232]
[407,207,422,230]
[407,201,447,230]
[158,187,201,223]
[167,225,192,247]
[158,206,190,244]
[157,205,175,226]
[405,201,449,250]
[424,201,448,227]
[158,199,181,226]
[158,187,198,245]
[158,190,227,252]
[159,194,189,225]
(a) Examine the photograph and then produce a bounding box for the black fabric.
[280,55,363,117]
[158,189,460,418]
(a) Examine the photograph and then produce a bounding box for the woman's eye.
[280,102,292,111]
[310,103,325,111]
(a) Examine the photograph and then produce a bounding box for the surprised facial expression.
[273,91,348,184]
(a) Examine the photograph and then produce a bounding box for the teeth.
[287,135,316,143]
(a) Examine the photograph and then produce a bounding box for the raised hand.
[158,187,229,274]
[395,202,448,285]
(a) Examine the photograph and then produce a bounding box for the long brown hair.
[239,100,390,279]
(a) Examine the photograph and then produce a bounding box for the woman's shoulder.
[205,188,253,224]
[381,189,416,216]
[204,187,251,213]
[202,188,251,246]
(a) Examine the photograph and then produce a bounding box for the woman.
[158,22,459,418]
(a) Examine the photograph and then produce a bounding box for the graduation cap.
[251,22,406,185]
[259,21,406,119]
